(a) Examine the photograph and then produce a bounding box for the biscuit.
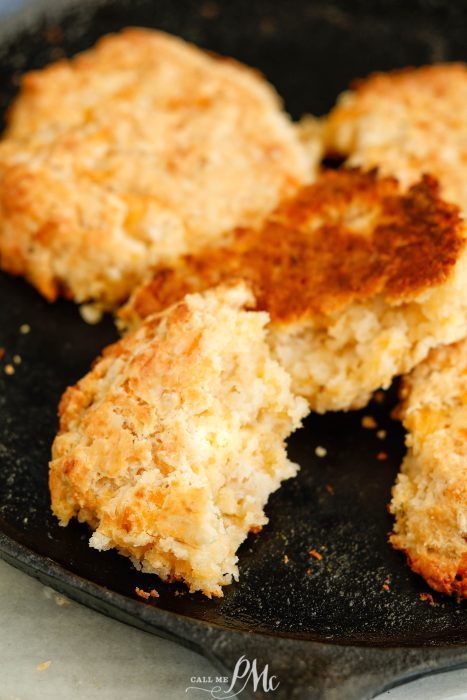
[119,169,467,412]
[390,338,467,597]
[296,115,324,173]
[49,283,308,597]
[0,28,310,307]
[324,64,467,211]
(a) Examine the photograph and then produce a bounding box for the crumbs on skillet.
[135,586,159,600]
[362,415,377,429]
[419,592,436,606]
[309,549,323,560]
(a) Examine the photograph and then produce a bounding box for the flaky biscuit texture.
[0,28,310,306]
[50,283,308,596]
[391,339,467,597]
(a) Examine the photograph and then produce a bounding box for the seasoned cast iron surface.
[1,0,467,649]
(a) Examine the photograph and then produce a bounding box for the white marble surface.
[0,559,217,700]
[0,0,28,16]
[1,558,467,700]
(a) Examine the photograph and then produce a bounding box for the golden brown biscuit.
[50,283,308,597]
[0,28,310,308]
[324,64,467,211]
[120,169,467,412]
[390,338,467,597]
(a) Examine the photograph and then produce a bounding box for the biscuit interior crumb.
[50,283,308,597]
[390,338,467,597]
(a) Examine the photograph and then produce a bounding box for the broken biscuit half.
[50,282,308,597]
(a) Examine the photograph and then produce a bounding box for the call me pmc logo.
[186,655,279,698]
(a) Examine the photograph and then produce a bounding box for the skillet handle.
[206,630,467,700]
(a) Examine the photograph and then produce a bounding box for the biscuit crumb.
[4,364,15,375]
[309,549,322,560]
[135,586,150,600]
[0,348,5,360]
[249,525,262,534]
[19,323,31,334]
[362,415,377,429]
[315,446,327,457]
[325,483,335,495]
[377,452,388,461]
[306,568,312,576]
[376,430,387,440]
[382,575,391,592]
[54,594,70,607]
[420,592,435,606]
[79,303,103,325]
[135,586,158,600]
[283,554,289,564]
[13,354,22,365]
[36,660,52,672]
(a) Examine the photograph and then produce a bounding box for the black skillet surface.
[2,1,467,698]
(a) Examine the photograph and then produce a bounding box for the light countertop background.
[1,1,467,698]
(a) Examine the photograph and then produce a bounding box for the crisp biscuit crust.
[122,170,464,321]
[390,339,467,597]
[324,64,467,211]
[120,169,467,412]
[50,283,307,596]
[0,28,310,306]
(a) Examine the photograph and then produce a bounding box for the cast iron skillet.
[1,1,467,698]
